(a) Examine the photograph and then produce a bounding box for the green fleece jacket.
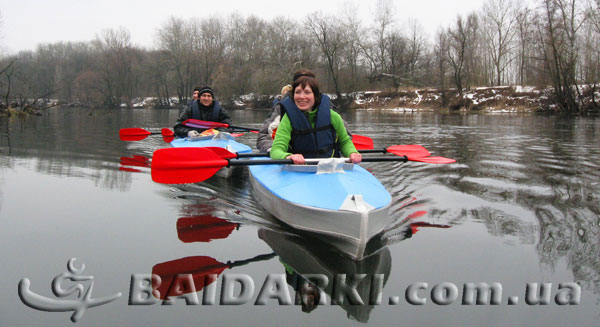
[270,108,358,159]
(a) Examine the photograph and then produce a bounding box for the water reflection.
[176,215,240,243]
[258,228,391,323]
[151,252,275,301]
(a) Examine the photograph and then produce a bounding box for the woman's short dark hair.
[292,69,316,82]
[292,76,321,105]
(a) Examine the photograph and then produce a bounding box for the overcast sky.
[1,0,517,53]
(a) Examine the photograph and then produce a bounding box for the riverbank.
[348,85,600,113]
[229,85,599,114]
[4,85,598,115]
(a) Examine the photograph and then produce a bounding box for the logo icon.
[18,258,122,323]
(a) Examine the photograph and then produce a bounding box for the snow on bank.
[113,85,598,113]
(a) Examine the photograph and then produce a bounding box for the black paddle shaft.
[227,156,407,167]
[235,148,387,159]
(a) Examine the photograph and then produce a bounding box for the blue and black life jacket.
[191,100,221,122]
[281,94,340,158]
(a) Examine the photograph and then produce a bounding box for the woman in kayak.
[269,76,362,165]
[173,86,233,138]
[257,70,354,153]
[256,70,315,153]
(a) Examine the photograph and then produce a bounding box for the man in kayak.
[269,75,362,165]
[173,86,233,138]
[257,70,352,153]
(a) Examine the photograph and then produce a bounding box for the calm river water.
[1,107,599,326]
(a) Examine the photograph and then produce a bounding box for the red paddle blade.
[161,128,175,136]
[203,147,237,159]
[230,133,245,137]
[177,215,238,243]
[410,156,456,164]
[120,127,151,136]
[352,134,374,150]
[151,147,228,184]
[152,256,227,299]
[386,144,431,158]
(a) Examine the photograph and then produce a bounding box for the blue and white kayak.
[249,158,392,259]
[171,132,252,178]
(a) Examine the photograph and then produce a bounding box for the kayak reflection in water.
[282,261,321,313]
[269,75,361,165]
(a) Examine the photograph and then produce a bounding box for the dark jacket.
[173,100,232,137]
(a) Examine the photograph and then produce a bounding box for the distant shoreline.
[5,85,598,116]
[233,85,600,114]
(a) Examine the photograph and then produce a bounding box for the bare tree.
[372,0,396,74]
[264,17,299,79]
[386,29,407,88]
[447,15,471,96]
[93,27,140,108]
[536,0,587,113]
[341,1,365,91]
[196,16,226,87]
[405,19,428,86]
[590,0,600,33]
[434,29,449,105]
[0,56,17,109]
[515,4,536,85]
[306,12,347,106]
[481,0,517,85]
[156,17,196,103]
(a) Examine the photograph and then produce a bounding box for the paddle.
[204,144,433,160]
[177,215,239,243]
[183,119,260,133]
[151,253,276,299]
[119,128,175,142]
[151,147,454,184]
[352,134,374,150]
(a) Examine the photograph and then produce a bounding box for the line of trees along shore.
[1,0,599,114]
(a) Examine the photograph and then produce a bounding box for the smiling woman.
[269,75,362,165]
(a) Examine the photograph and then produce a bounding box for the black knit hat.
[198,86,214,97]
